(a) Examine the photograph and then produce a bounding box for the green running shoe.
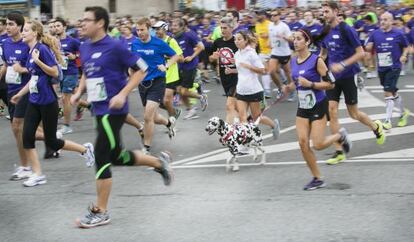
[397,109,409,127]
[382,120,392,130]
[326,151,346,165]
[374,120,386,145]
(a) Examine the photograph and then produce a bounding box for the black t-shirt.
[211,36,238,87]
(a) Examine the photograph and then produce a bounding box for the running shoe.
[5,115,10,120]
[339,128,352,153]
[44,146,60,159]
[326,151,346,165]
[58,125,73,135]
[0,105,4,116]
[76,204,110,228]
[374,120,386,145]
[357,75,365,91]
[82,143,95,167]
[200,94,208,111]
[154,151,174,186]
[10,166,32,181]
[58,107,64,119]
[167,116,176,139]
[382,121,392,130]
[397,109,409,127]
[23,173,47,187]
[174,108,181,120]
[303,177,325,191]
[272,118,280,140]
[183,107,199,120]
[74,106,84,121]
[138,128,145,141]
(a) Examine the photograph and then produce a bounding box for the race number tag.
[29,75,39,94]
[5,66,22,84]
[377,52,392,67]
[298,89,316,109]
[61,55,69,70]
[86,77,107,102]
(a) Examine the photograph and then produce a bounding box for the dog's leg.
[232,157,239,172]
[258,146,266,165]
[226,155,232,172]
[253,146,258,161]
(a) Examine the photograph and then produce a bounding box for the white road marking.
[371,89,414,93]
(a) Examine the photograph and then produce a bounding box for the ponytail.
[237,30,257,47]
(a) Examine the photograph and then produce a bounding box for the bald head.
[380,12,393,31]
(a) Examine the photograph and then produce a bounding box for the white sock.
[394,95,404,116]
[385,96,394,122]
[261,74,272,92]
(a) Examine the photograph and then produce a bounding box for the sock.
[166,120,171,128]
[144,145,150,151]
[385,96,394,123]
[394,95,404,116]
[261,74,272,92]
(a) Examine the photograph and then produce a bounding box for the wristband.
[340,61,346,68]
[310,82,315,89]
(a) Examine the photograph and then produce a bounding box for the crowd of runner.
[0,1,411,228]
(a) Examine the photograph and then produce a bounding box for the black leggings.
[94,114,136,180]
[23,101,64,151]
[0,89,7,106]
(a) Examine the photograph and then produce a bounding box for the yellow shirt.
[163,36,183,84]
[255,20,271,55]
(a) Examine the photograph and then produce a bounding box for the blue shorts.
[139,77,165,106]
[7,90,29,121]
[60,75,78,94]
[378,68,400,93]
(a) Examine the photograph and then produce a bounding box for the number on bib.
[86,77,108,102]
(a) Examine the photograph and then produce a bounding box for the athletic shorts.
[165,80,180,90]
[7,90,29,121]
[139,77,165,106]
[296,97,330,123]
[270,55,291,66]
[60,74,78,93]
[326,75,358,105]
[378,68,400,93]
[179,69,197,89]
[223,84,237,97]
[236,91,264,102]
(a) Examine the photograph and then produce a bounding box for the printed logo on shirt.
[311,29,317,33]
[62,44,68,47]
[386,37,394,41]
[15,50,22,54]
[91,52,102,59]
[299,70,305,75]
[29,58,34,63]
[332,35,339,39]
[136,49,155,55]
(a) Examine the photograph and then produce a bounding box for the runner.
[210,17,239,123]
[131,17,179,153]
[320,2,385,165]
[286,29,351,190]
[0,18,8,118]
[10,20,95,187]
[71,6,173,228]
[365,12,410,130]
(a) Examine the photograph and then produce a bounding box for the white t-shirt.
[268,21,292,56]
[235,46,265,95]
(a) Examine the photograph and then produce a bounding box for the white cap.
[153,21,168,30]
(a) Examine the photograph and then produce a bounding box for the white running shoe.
[58,125,73,135]
[167,116,176,139]
[23,173,47,187]
[82,143,95,167]
[183,107,199,120]
[10,166,32,181]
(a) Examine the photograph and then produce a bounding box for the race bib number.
[29,75,39,94]
[5,66,22,84]
[86,77,107,102]
[377,52,392,67]
[61,55,69,70]
[298,89,316,109]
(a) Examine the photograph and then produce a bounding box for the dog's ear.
[219,119,225,127]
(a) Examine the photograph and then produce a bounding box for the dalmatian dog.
[205,116,266,172]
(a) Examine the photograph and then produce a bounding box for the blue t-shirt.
[131,36,176,82]
[1,38,31,94]
[232,24,249,34]
[291,54,326,104]
[175,31,201,70]
[288,21,303,31]
[367,28,408,72]
[26,42,58,105]
[80,35,146,116]
[0,33,8,46]
[60,36,80,76]
[322,23,361,80]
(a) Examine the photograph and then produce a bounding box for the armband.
[131,58,148,72]
[322,71,336,83]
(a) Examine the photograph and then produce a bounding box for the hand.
[10,94,21,105]
[157,64,167,72]
[66,52,76,60]
[400,55,408,64]
[281,84,290,97]
[184,56,193,62]
[330,63,344,73]
[109,94,127,110]
[70,92,81,106]
[224,67,233,74]
[12,62,23,73]
[32,49,40,63]
[298,76,311,88]
[211,51,220,60]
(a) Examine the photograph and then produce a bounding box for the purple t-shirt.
[322,23,361,80]
[291,54,326,104]
[120,35,137,51]
[363,24,379,38]
[0,33,8,46]
[288,21,303,31]
[60,36,80,76]
[1,38,31,94]
[302,24,323,54]
[26,42,58,105]
[367,28,408,72]
[232,24,249,34]
[175,31,200,70]
[80,35,145,116]
[197,26,213,48]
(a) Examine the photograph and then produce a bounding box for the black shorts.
[378,68,400,93]
[179,69,197,89]
[0,89,7,106]
[270,55,291,65]
[297,97,330,123]
[138,77,165,107]
[223,84,237,97]
[326,75,358,105]
[236,91,264,102]
[7,91,29,121]
[165,80,180,90]
[199,48,211,69]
